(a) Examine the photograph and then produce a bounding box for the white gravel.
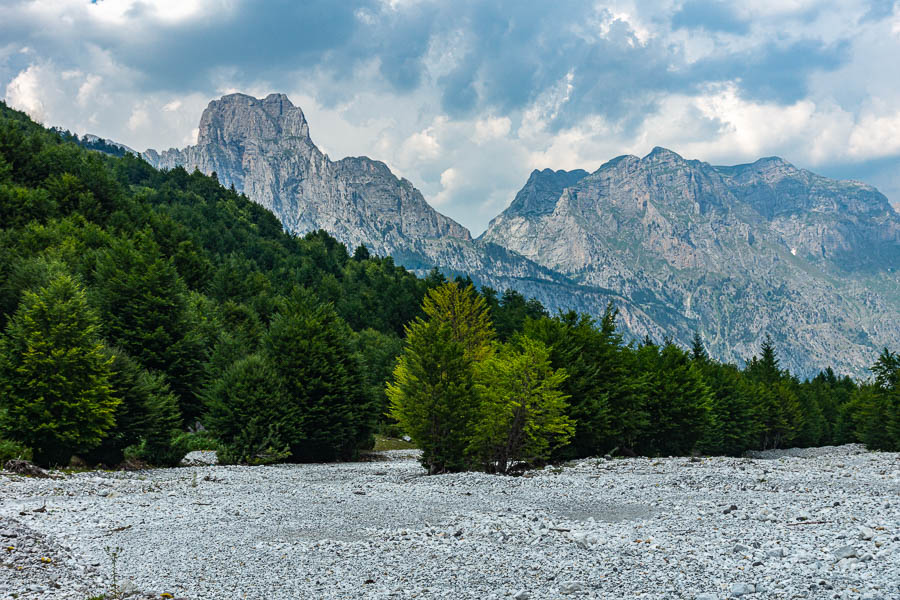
[1,445,898,600]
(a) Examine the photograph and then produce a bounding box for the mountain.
[143,93,471,256]
[481,147,900,375]
[142,94,666,341]
[143,93,900,375]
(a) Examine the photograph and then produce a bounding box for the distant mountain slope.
[142,94,667,340]
[481,147,900,375]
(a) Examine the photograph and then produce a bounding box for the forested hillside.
[0,101,897,470]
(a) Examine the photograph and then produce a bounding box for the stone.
[858,527,875,541]
[729,583,755,597]
[833,546,858,560]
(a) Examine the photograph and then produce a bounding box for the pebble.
[0,444,896,600]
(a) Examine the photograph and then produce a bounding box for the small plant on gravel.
[104,545,124,600]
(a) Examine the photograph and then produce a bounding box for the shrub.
[0,438,32,463]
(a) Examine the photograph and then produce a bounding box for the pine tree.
[470,337,573,473]
[691,332,707,362]
[696,363,758,455]
[203,353,290,464]
[0,274,119,466]
[636,342,711,456]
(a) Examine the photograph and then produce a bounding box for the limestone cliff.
[481,148,900,375]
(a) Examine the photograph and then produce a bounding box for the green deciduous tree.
[470,337,573,473]
[0,274,119,466]
[387,282,493,473]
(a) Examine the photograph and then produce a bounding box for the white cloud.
[5,64,47,121]
[473,116,511,144]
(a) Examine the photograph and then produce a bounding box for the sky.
[2,0,900,235]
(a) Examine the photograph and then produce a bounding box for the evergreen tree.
[262,288,373,461]
[85,349,181,466]
[0,274,119,466]
[691,332,707,362]
[204,353,290,464]
[696,363,758,455]
[93,234,205,423]
[636,342,711,456]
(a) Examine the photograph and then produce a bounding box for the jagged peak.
[198,92,309,145]
[643,146,684,161]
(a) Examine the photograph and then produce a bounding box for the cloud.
[672,1,750,34]
[1,0,899,233]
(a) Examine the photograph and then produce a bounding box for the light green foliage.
[388,282,492,473]
[0,438,32,463]
[0,274,118,466]
[470,337,573,473]
[388,317,479,473]
[421,281,494,361]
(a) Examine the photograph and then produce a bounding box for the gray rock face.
[144,95,900,376]
[144,93,471,257]
[143,94,668,345]
[481,147,900,376]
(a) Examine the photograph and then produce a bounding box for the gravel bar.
[1,445,898,600]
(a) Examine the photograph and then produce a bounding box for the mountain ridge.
[141,93,900,376]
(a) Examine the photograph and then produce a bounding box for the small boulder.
[833,545,857,561]
[730,583,755,597]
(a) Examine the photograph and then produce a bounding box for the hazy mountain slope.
[481,147,900,375]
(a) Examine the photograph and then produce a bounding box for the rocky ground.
[0,445,897,600]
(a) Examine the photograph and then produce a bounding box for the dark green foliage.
[203,353,288,464]
[84,350,181,466]
[0,274,118,466]
[490,288,548,341]
[205,289,375,463]
[351,328,404,425]
[0,100,897,468]
[632,342,711,456]
[262,289,374,461]
[524,310,612,458]
[93,235,205,423]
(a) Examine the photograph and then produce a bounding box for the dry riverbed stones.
[0,444,897,599]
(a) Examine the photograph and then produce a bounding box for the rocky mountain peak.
[505,168,589,217]
[644,146,686,163]
[197,92,310,146]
